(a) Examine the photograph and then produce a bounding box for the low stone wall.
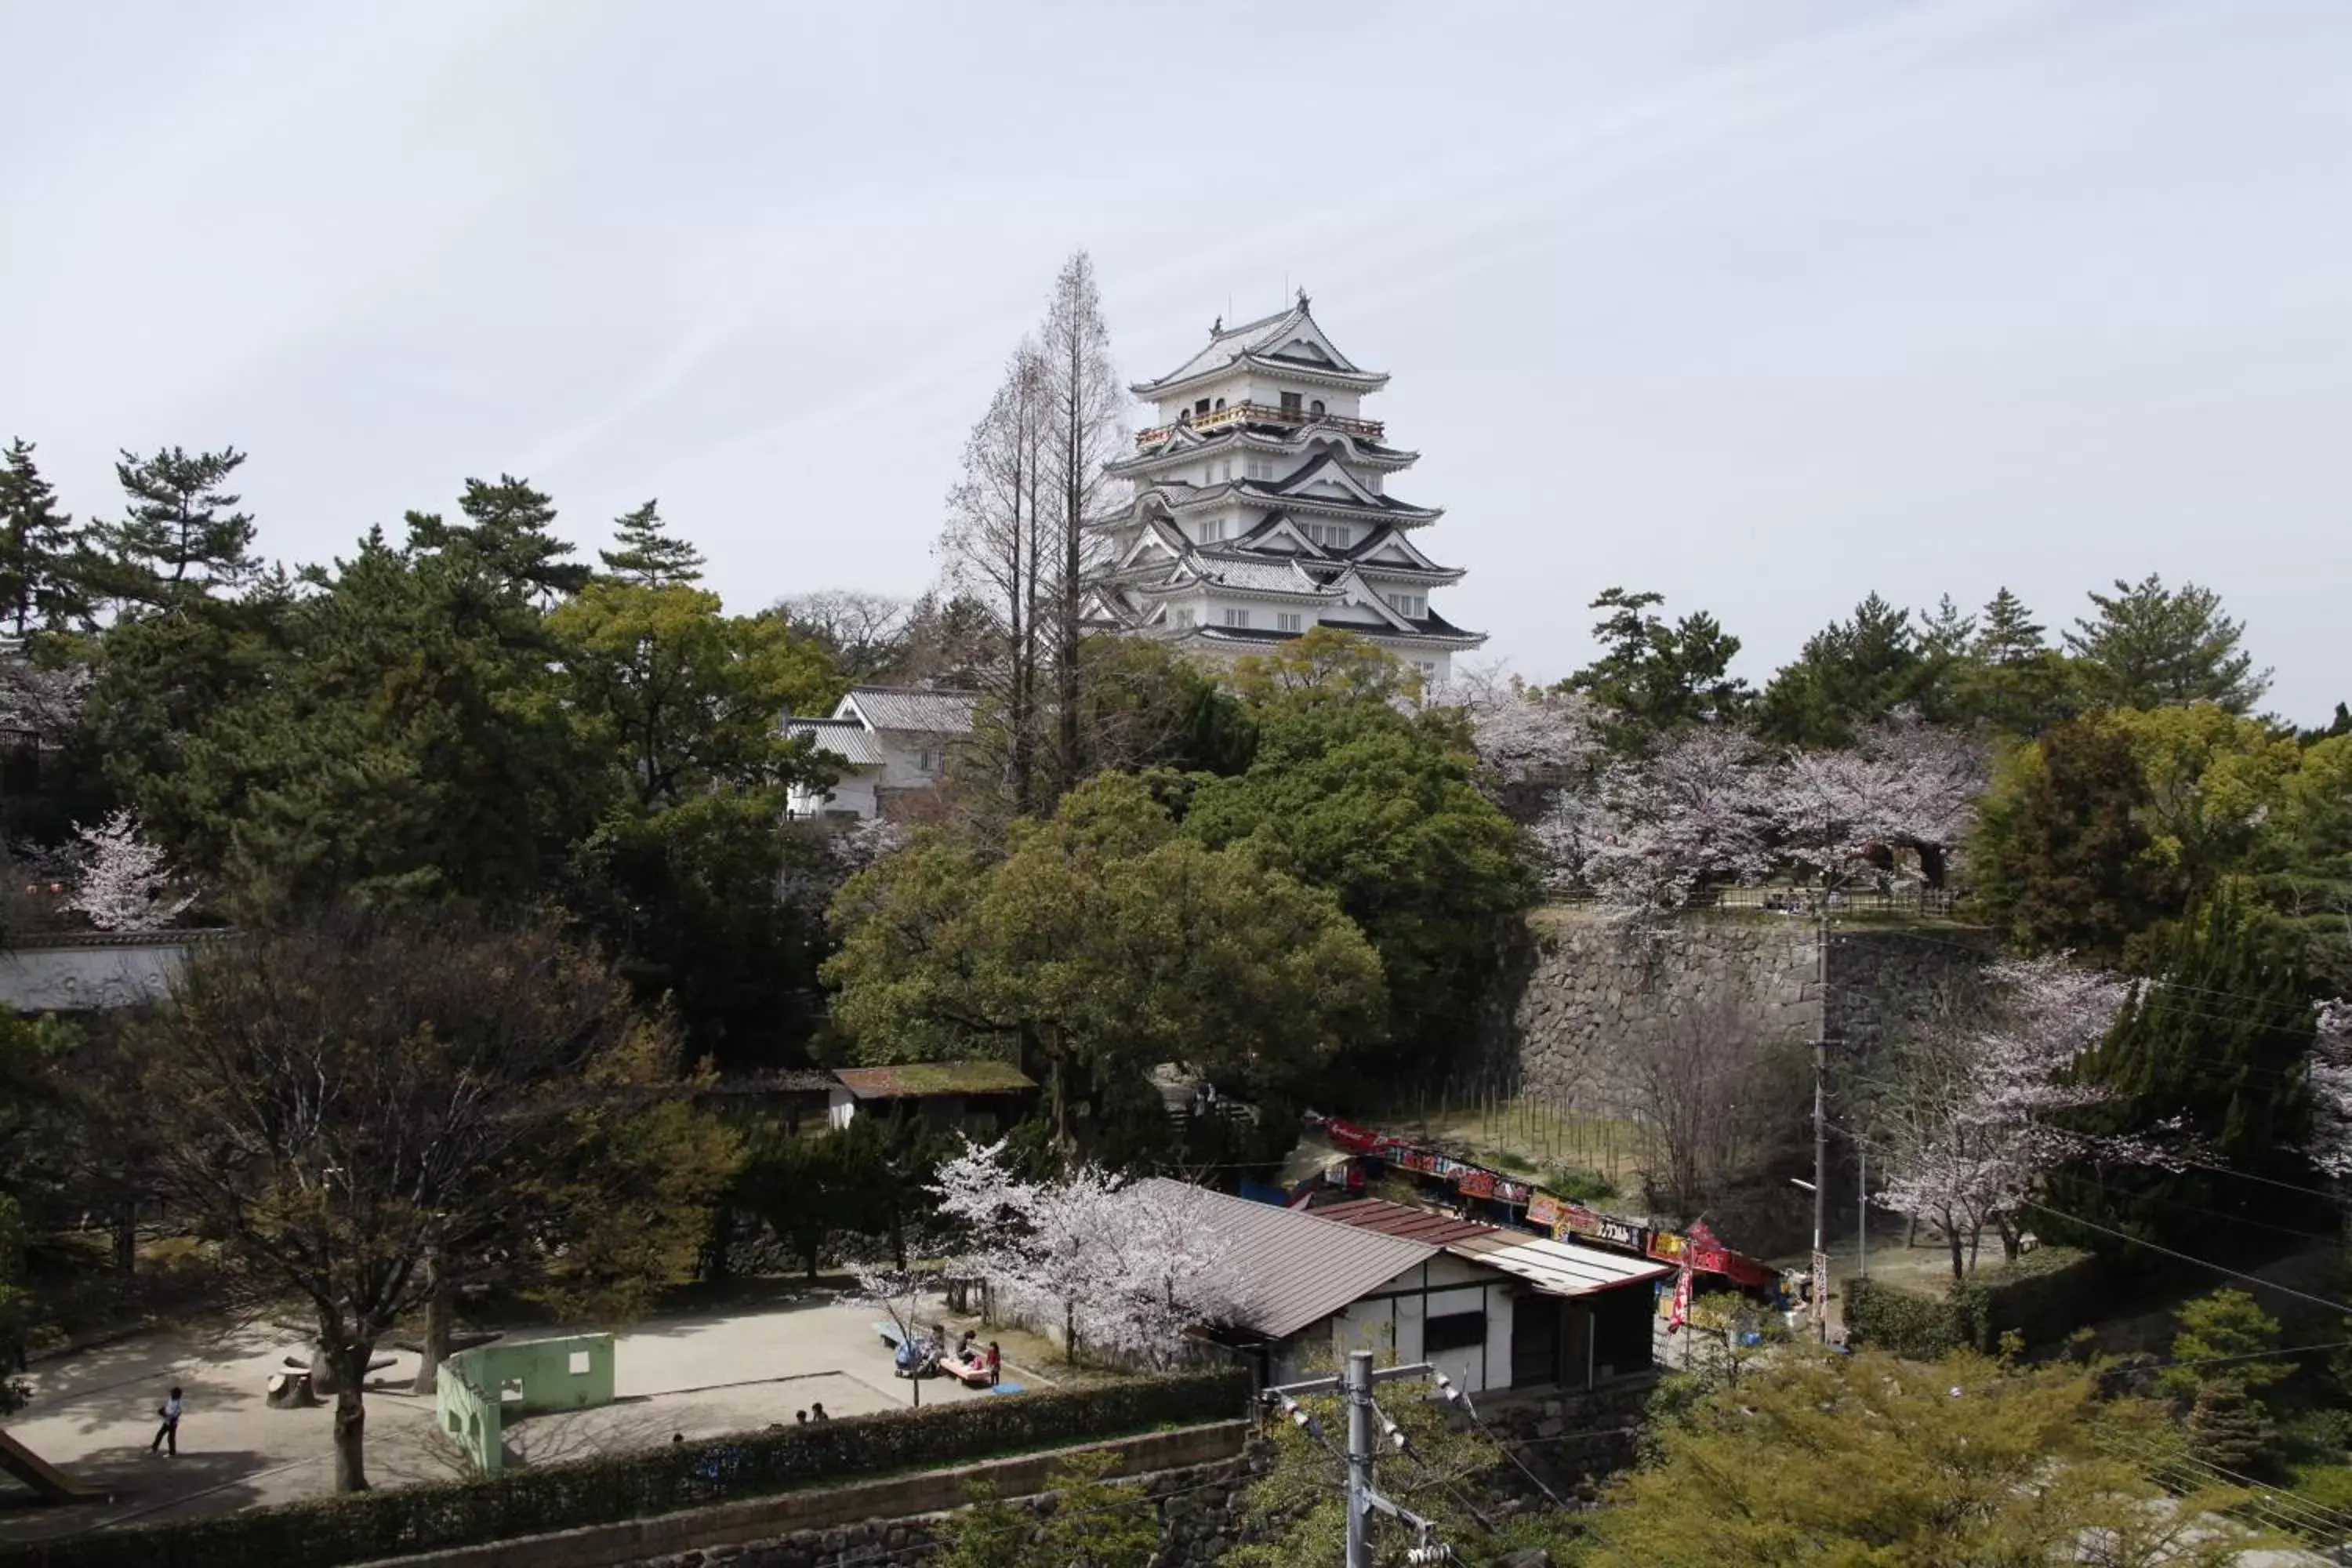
[374,1422,1251,1568]
[1476,1377,1656,1497]
[626,1445,1263,1568]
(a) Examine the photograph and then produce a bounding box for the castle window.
[1213,397,1226,411]
[1279,391,1303,415]
[1195,398,1211,417]
[1310,399,1326,416]
[1276,612,1303,633]
[1203,519,1226,544]
[1384,591,1426,619]
[1221,608,1250,629]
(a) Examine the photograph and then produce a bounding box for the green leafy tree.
[135,906,739,1492]
[825,774,1386,1139]
[935,1450,1161,1568]
[2065,573,2270,713]
[91,445,260,609]
[598,499,706,586]
[1973,714,2165,962]
[1559,586,1749,748]
[2186,1379,2277,1475]
[1754,591,1931,746]
[2060,892,2328,1260]
[1181,666,1534,1079]
[161,525,601,910]
[550,581,840,1065]
[2268,733,2352,991]
[1581,1350,2247,1567]
[733,1112,939,1276]
[550,583,838,812]
[2157,1289,2291,1403]
[0,438,91,634]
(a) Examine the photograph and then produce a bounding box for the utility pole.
[1263,1351,1455,1568]
[1857,1142,1868,1281]
[1345,1351,1374,1568]
[1811,887,1832,1344]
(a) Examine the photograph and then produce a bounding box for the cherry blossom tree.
[930,1137,1242,1367]
[1773,714,1987,894]
[64,808,193,931]
[1870,955,2140,1278]
[1535,724,1776,910]
[0,648,89,746]
[1449,666,1599,806]
[2307,999,2352,1179]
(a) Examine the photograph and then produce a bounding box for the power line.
[2020,1200,2352,1317]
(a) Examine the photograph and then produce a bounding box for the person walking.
[151,1386,183,1456]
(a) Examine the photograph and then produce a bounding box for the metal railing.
[1134,401,1385,446]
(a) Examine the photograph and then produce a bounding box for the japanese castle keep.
[1092,292,1485,685]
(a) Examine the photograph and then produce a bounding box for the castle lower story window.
[1221,608,1250,629]
[1276,612,1302,633]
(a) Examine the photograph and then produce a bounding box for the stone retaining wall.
[1512,909,1996,1111]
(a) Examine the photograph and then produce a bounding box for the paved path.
[0,1297,989,1544]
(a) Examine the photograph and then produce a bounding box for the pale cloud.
[2,0,2346,719]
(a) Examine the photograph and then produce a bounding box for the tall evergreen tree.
[1973,714,2165,964]
[409,475,589,605]
[2060,891,2327,1261]
[1755,591,1926,746]
[0,438,91,634]
[597,499,704,586]
[93,445,259,608]
[1560,586,1749,749]
[2064,573,2270,713]
[1955,586,2078,735]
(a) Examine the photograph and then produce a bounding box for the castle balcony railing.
[1135,401,1385,447]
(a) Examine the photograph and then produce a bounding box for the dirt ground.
[0,1289,1025,1545]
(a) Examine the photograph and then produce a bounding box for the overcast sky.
[4,2,2346,720]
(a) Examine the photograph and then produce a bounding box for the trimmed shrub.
[1843,1276,1963,1358]
[1844,1248,2107,1359]
[0,1369,1248,1568]
[1950,1247,2106,1352]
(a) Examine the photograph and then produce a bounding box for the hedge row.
[2,1369,1251,1568]
[1844,1247,2107,1358]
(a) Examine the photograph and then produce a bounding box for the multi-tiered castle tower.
[1091,292,1484,685]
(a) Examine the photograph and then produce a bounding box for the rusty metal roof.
[1309,1198,1498,1247]
[833,1061,1035,1099]
[1135,1179,1436,1341]
[1314,1197,1670,1299]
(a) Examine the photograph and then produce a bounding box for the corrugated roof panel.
[1136,1179,1436,1341]
[786,718,886,766]
[841,688,978,735]
[1315,1197,1671,1298]
[1450,1231,1672,1297]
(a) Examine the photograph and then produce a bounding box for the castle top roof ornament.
[1296,286,1310,310]
[1210,316,1221,335]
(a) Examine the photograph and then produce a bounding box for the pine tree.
[1755,591,1926,745]
[2184,1378,2274,1473]
[1957,587,2078,735]
[411,475,588,604]
[0,438,92,634]
[2062,891,2327,1260]
[2065,573,2270,713]
[95,445,260,608]
[597,499,704,586]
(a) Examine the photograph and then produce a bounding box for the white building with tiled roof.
[785,685,978,821]
[1091,292,1485,686]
